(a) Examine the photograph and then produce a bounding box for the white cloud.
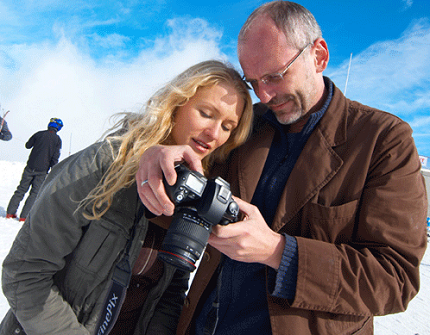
[410,116,430,129]
[402,0,413,10]
[90,33,131,49]
[326,18,430,157]
[0,17,227,163]
[327,18,430,117]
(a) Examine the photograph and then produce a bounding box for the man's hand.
[136,145,203,216]
[208,197,286,270]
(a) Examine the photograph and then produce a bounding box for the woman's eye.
[222,124,233,132]
[199,110,211,118]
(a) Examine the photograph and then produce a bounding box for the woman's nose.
[204,123,221,141]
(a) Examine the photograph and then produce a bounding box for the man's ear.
[313,38,329,73]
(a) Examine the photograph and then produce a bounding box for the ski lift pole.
[344,53,352,96]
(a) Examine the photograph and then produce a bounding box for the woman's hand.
[136,145,203,216]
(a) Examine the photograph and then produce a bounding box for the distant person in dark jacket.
[0,114,12,141]
[6,118,63,221]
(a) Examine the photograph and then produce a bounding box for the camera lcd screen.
[185,174,205,195]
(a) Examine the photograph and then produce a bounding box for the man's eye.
[265,74,283,83]
[248,80,258,89]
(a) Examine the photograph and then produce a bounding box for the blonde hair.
[82,60,253,219]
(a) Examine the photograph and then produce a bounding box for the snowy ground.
[0,160,429,334]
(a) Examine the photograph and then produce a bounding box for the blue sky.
[1,0,430,163]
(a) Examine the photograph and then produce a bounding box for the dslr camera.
[157,164,239,272]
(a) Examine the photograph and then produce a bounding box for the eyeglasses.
[242,42,313,90]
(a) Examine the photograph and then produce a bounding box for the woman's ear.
[313,38,329,73]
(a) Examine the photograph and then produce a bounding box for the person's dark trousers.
[7,166,47,219]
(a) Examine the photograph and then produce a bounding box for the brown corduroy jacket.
[177,80,428,335]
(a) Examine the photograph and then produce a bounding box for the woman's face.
[170,82,244,160]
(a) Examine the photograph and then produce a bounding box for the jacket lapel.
[271,127,343,232]
[236,123,274,203]
[235,83,348,232]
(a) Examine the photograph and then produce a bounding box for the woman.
[0,60,253,335]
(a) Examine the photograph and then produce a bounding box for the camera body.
[157,164,239,272]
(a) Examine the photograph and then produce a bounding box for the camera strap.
[203,255,225,335]
[95,205,144,335]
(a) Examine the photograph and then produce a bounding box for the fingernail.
[164,205,174,216]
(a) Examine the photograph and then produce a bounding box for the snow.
[0,160,429,334]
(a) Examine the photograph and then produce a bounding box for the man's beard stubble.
[266,94,305,125]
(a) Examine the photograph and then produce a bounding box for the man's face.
[239,17,320,125]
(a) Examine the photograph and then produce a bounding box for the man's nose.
[255,82,276,104]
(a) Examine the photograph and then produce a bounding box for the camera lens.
[158,207,211,272]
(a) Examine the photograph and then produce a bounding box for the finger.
[182,150,204,174]
[135,154,148,187]
[137,187,164,216]
[232,197,254,217]
[156,145,201,185]
[147,172,175,216]
[157,150,179,186]
[136,146,175,215]
[210,222,241,239]
[136,144,202,215]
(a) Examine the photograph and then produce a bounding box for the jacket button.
[14,328,21,334]
[203,251,210,262]
[184,298,190,308]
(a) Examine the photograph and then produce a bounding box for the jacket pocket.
[303,200,359,243]
[72,220,127,273]
[325,313,373,335]
[55,220,128,318]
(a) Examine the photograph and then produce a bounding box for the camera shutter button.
[228,202,239,216]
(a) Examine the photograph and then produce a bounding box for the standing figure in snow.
[0,113,12,141]
[6,118,63,221]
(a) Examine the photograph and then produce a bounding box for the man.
[6,118,63,221]
[0,113,12,141]
[136,2,428,334]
